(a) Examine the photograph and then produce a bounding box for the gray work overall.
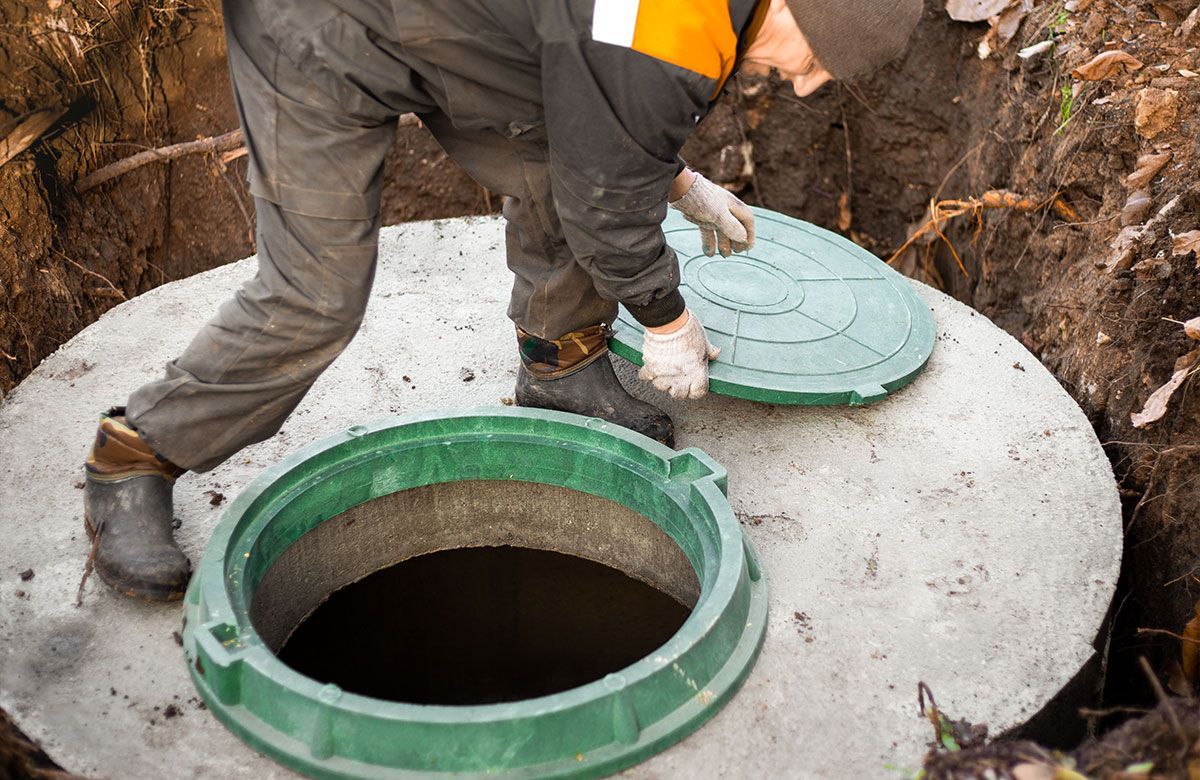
[126,0,759,471]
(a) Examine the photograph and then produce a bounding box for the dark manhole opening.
[277,545,692,705]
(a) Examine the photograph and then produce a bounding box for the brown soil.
[0,0,491,399]
[2,0,1199,774]
[925,697,1200,778]
[0,706,82,780]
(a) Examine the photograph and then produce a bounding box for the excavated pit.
[3,2,1190,773]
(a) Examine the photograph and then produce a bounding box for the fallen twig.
[0,106,68,168]
[75,528,100,607]
[917,681,944,747]
[1138,627,1200,645]
[1138,656,1190,764]
[76,113,422,193]
[1078,705,1153,718]
[220,146,247,166]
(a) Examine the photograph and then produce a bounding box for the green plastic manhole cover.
[183,407,767,778]
[612,207,936,405]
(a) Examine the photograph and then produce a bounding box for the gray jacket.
[250,0,764,326]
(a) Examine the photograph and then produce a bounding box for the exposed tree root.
[75,113,422,193]
[887,190,1081,277]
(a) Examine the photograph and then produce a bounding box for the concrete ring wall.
[0,216,1121,778]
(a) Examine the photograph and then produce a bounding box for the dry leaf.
[993,5,1027,43]
[1131,349,1199,428]
[1072,50,1144,80]
[1185,317,1200,341]
[1108,225,1144,272]
[1134,256,1171,281]
[1018,39,1054,59]
[1012,764,1057,780]
[977,4,1028,58]
[1125,152,1171,189]
[1183,5,1200,42]
[945,0,1013,22]
[1182,601,1200,687]
[1121,190,1152,226]
[1108,195,1184,273]
[1154,2,1183,22]
[1135,88,1180,139]
[837,191,852,232]
[1168,658,1195,697]
[1156,194,1183,223]
[1174,230,1200,256]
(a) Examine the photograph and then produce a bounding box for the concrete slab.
[0,216,1121,779]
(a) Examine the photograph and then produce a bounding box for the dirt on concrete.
[2,0,1200,774]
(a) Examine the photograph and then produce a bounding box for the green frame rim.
[183,407,768,778]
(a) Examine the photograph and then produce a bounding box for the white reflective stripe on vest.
[591,0,640,46]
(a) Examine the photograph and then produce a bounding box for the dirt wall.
[1,0,242,395]
[0,0,489,400]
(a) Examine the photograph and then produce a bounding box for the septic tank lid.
[611,207,936,405]
[182,407,767,778]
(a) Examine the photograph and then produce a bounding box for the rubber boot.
[515,357,675,447]
[83,409,191,602]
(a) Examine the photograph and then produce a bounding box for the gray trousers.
[126,0,615,472]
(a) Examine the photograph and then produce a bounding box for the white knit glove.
[639,310,720,400]
[669,172,755,257]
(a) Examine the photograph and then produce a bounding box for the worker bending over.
[83,0,921,600]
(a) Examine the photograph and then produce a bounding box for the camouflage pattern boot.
[514,325,675,447]
[83,408,190,602]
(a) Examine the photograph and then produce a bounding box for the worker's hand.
[639,309,720,400]
[668,171,755,257]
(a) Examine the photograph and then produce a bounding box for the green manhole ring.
[612,207,937,405]
[182,407,768,778]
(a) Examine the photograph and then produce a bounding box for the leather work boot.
[83,408,191,602]
[515,357,675,447]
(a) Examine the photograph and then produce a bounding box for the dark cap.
[785,0,923,79]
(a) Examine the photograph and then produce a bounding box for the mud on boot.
[515,357,675,447]
[83,409,190,602]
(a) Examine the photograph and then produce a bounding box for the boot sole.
[83,513,187,603]
[514,395,675,448]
